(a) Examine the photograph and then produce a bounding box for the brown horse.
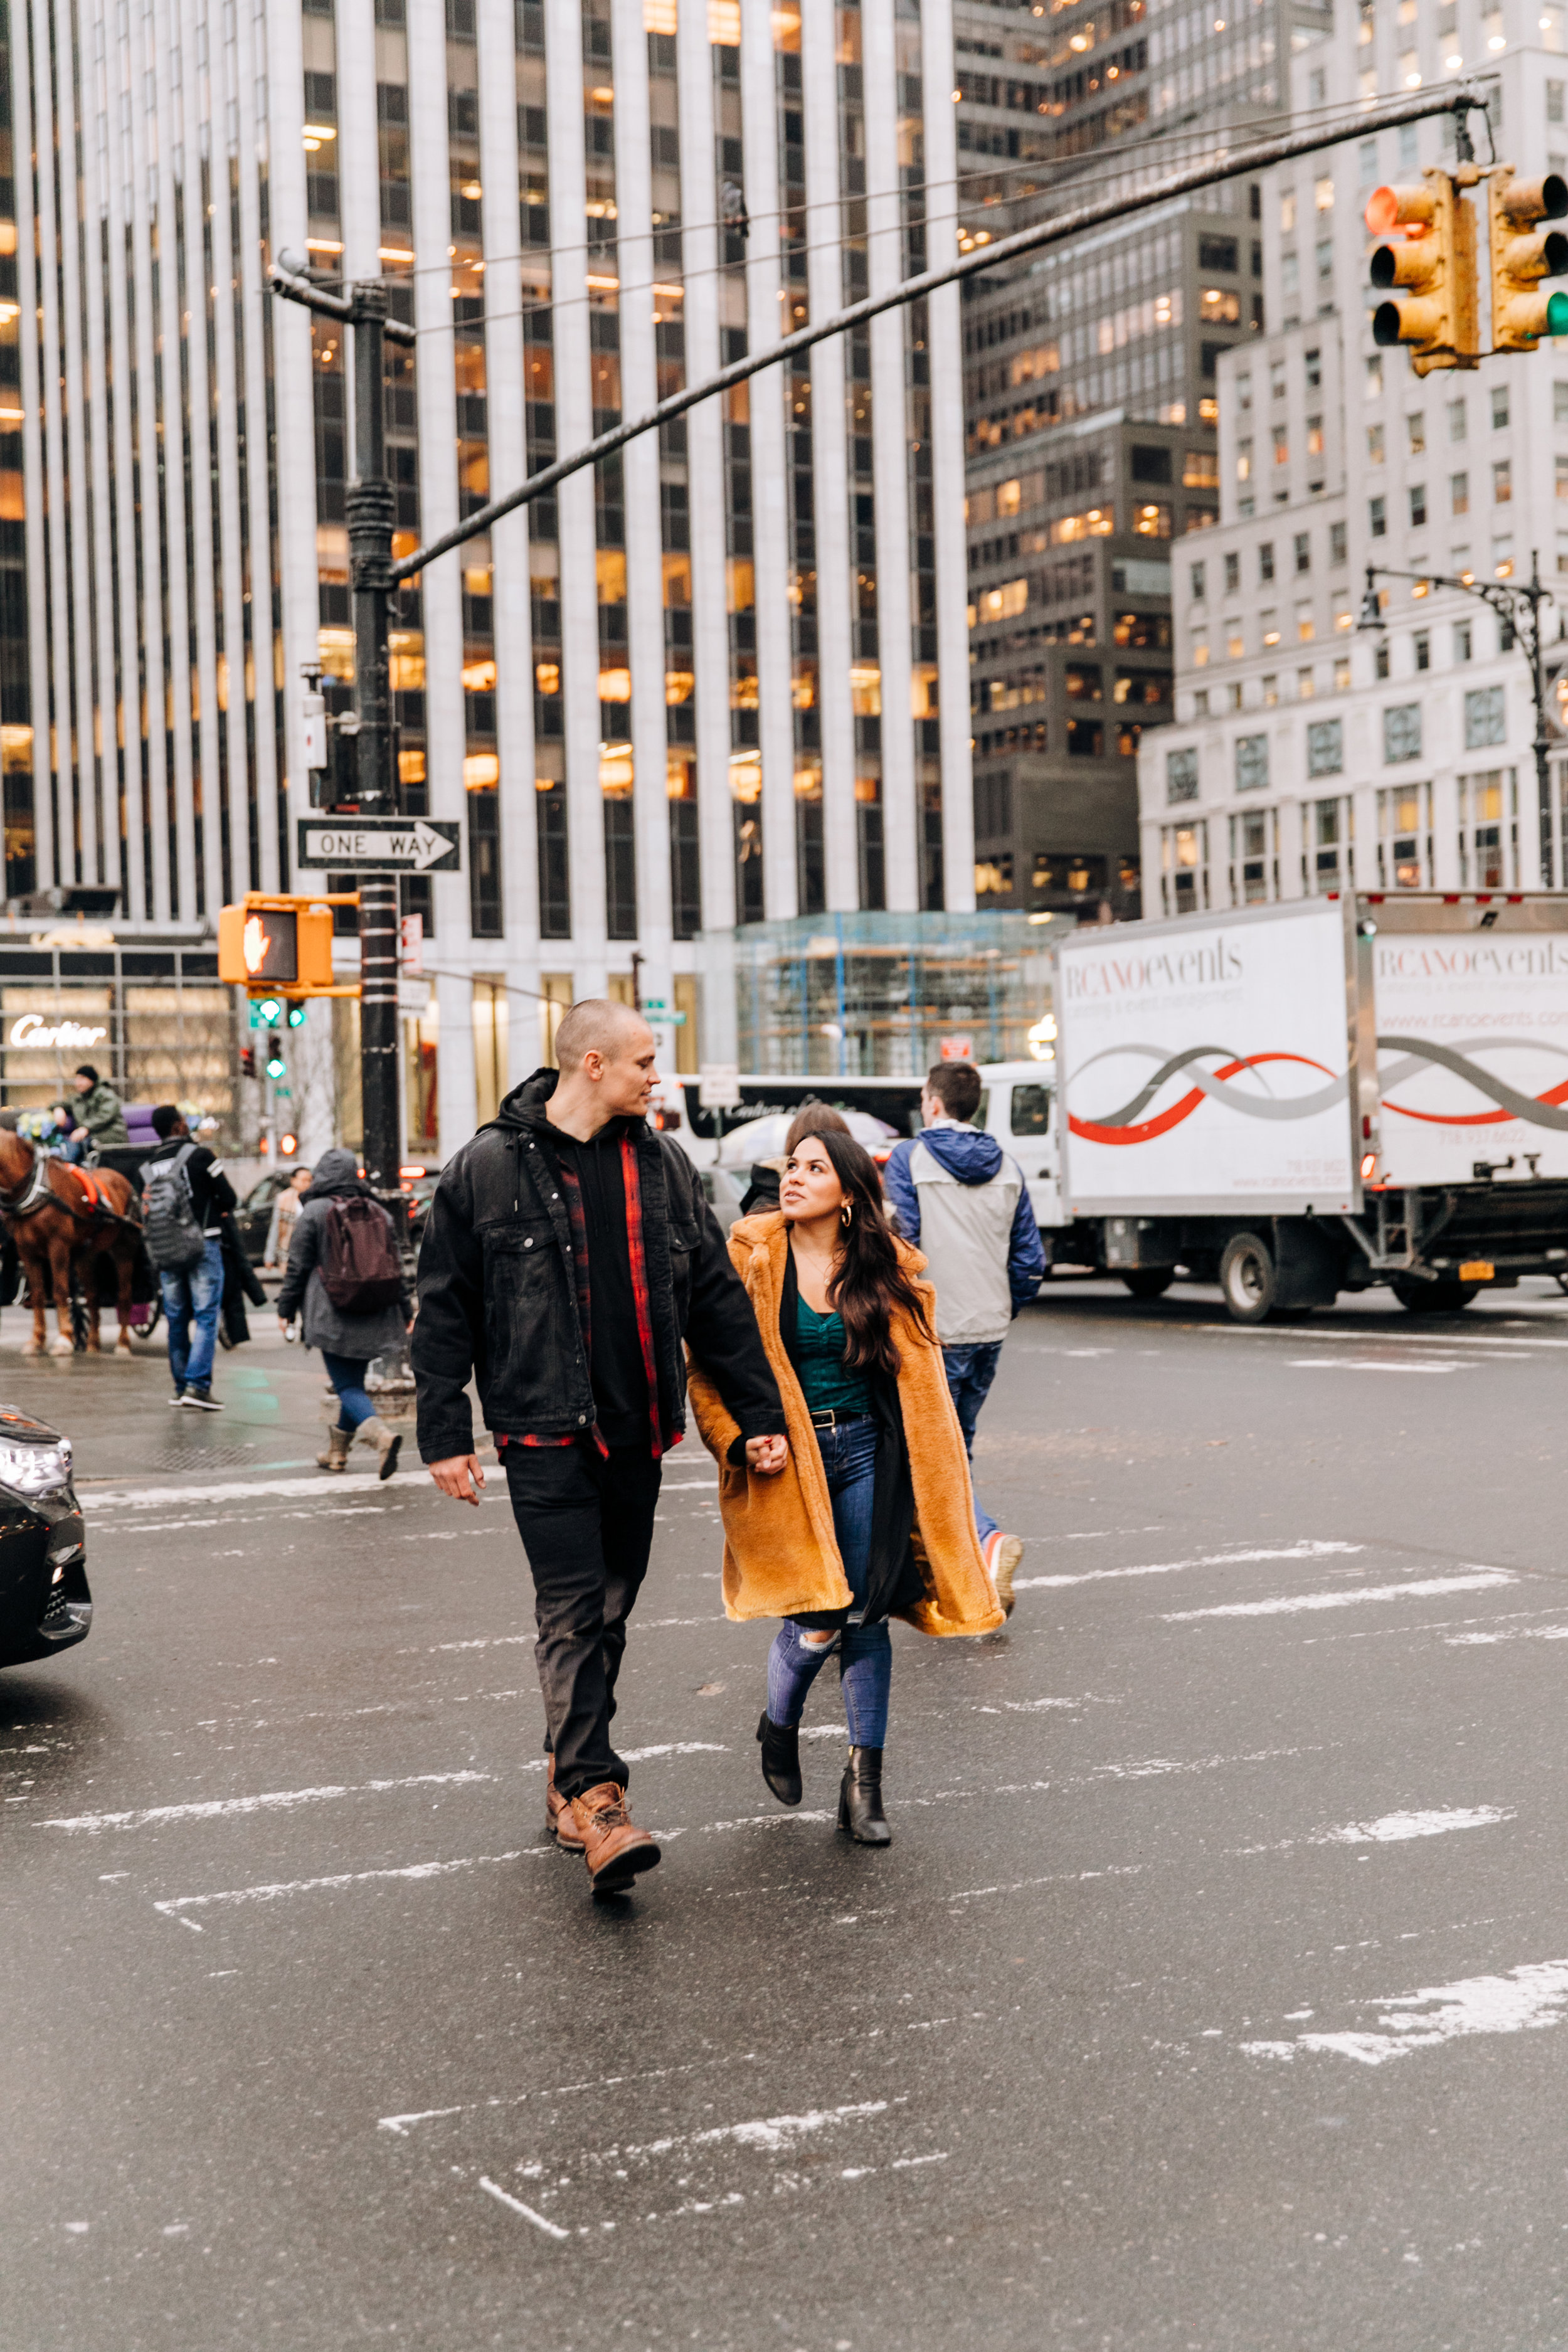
[0,1130,144,1357]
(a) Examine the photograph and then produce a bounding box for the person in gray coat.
[275,1146,412,1477]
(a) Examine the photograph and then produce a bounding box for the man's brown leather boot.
[568,1781,660,1895]
[544,1755,585,1852]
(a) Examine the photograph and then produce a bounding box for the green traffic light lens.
[265,1056,287,1079]
[1547,289,1568,337]
[257,996,282,1026]
[287,1004,306,1027]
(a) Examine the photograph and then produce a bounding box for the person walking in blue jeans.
[882,1060,1045,1615]
[140,1104,237,1410]
[275,1147,412,1480]
[692,1122,1005,1845]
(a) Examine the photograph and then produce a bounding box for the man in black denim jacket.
[413,999,786,1895]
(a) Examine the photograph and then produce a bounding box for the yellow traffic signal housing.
[217,893,356,997]
[1488,167,1568,349]
[1366,171,1478,374]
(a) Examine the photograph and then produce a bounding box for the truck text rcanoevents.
[1376,941,1568,981]
[1064,940,1244,999]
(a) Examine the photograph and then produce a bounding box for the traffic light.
[254,997,283,1029]
[1488,167,1568,349]
[217,893,341,997]
[287,1003,307,1029]
[240,1045,257,1081]
[265,1049,287,1083]
[1366,172,1478,374]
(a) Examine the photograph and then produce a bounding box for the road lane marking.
[477,2178,569,2239]
[1243,1959,1568,2066]
[1315,1807,1513,1844]
[82,1472,718,1512]
[1285,1358,1462,1374]
[41,1744,726,1834]
[1164,1570,1516,1621]
[153,1848,544,1924]
[42,1769,495,1834]
[1446,1623,1568,1645]
[1014,1539,1362,1593]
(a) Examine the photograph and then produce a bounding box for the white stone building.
[1138,0,1568,919]
[0,0,972,1158]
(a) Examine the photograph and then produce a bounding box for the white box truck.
[975,893,1568,1321]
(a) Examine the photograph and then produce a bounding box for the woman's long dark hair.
[787,1124,934,1376]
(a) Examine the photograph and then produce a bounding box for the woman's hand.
[277,1316,290,1335]
[745,1434,788,1476]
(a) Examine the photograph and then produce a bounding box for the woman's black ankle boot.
[837,1745,892,1845]
[757,1711,803,1806]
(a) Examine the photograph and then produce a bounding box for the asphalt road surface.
[8,1279,1568,2350]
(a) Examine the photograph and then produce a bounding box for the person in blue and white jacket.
[881,1059,1046,1614]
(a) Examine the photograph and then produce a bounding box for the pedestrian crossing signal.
[1488,167,1568,350]
[1366,172,1478,375]
[217,893,347,999]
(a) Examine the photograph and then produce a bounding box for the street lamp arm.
[269,264,418,346]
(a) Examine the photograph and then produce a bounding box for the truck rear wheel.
[1391,1277,1480,1313]
[1120,1269,1174,1300]
[1219,1232,1276,1323]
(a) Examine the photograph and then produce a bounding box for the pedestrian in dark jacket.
[413,997,789,1898]
[140,1104,238,1410]
[881,1060,1046,1614]
[218,1209,267,1349]
[276,1146,411,1480]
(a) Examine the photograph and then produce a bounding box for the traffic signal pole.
[346,285,401,1200]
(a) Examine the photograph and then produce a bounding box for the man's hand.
[430,1453,485,1505]
[277,1315,290,1335]
[744,1434,788,1477]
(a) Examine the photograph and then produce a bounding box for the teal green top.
[795,1295,873,1416]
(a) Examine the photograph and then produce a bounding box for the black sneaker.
[180,1385,223,1412]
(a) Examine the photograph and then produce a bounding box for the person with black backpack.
[139,1105,239,1410]
[275,1147,411,1479]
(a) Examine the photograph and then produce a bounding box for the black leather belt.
[808,1407,872,1430]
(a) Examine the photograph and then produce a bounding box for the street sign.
[296,817,461,874]
[401,910,425,973]
[699,1062,741,1110]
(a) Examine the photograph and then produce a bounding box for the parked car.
[233,1169,297,1265]
[0,1406,90,1668]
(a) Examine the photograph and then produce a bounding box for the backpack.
[319,1194,402,1314]
[142,1143,207,1272]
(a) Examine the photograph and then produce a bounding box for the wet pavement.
[8,1281,1568,2349]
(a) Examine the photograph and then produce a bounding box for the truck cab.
[975,1059,1065,1232]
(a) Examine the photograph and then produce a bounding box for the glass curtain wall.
[447,2,501,938]
[517,1,568,937]
[712,26,761,918]
[775,6,822,916]
[647,14,701,940]
[586,0,636,941]
[375,0,429,939]
[897,0,941,908]
[837,2,883,909]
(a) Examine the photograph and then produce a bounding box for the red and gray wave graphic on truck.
[1067,1040,1568,1146]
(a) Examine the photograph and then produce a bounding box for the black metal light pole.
[268,259,416,1187]
[1359,554,1561,881]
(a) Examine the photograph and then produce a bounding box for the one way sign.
[296,817,462,874]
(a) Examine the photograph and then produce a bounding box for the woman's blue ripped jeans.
[765,1414,891,1749]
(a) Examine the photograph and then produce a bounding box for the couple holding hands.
[412,999,1007,1898]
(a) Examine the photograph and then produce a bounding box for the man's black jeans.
[502,1439,663,1802]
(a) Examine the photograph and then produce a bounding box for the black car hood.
[0,1404,62,1445]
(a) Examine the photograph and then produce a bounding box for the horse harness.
[0,1149,142,1233]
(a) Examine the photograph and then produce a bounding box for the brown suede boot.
[544,1754,585,1852]
[568,1781,660,1895]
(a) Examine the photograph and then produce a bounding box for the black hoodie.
[411,1068,785,1466]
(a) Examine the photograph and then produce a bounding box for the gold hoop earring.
[840,1202,852,1229]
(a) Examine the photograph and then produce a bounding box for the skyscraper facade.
[0,0,972,1154]
[951,0,1330,920]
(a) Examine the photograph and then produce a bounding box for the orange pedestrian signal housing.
[1487,167,1568,349]
[218,893,348,997]
[1365,171,1478,375]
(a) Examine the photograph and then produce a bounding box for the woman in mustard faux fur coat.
[687,1123,1004,1845]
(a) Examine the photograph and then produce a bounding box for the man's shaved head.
[554,996,650,1073]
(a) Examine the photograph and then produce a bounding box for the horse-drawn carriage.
[0,1125,159,1355]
